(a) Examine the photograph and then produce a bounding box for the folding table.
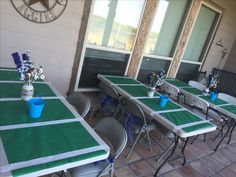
[164,78,236,151]
[0,68,109,177]
[98,74,216,176]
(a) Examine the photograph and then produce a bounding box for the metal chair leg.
[127,127,144,159]
[113,103,122,120]
[145,129,153,152]
[88,104,99,120]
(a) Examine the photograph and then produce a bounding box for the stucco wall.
[224,39,236,73]
[0,0,85,96]
[202,0,236,73]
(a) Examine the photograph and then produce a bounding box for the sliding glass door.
[77,0,145,89]
[176,4,221,82]
[137,0,190,84]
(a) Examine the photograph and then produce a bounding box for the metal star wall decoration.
[11,0,68,23]
[29,0,50,10]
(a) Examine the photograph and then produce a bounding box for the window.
[77,0,145,89]
[138,57,171,84]
[145,0,188,56]
[79,48,129,87]
[137,0,189,83]
[177,5,221,82]
[176,63,200,82]
[88,0,144,51]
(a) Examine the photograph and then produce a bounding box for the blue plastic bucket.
[28,98,44,118]
[159,95,168,107]
[210,92,218,101]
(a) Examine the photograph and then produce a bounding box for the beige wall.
[0,0,85,95]
[202,0,236,73]
[1,0,235,94]
[224,39,236,73]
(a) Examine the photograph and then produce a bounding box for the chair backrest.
[99,82,119,100]
[67,92,90,118]
[218,93,236,105]
[94,117,127,159]
[120,96,146,125]
[188,80,206,90]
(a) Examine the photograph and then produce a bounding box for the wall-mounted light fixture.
[216,38,224,47]
[217,48,228,68]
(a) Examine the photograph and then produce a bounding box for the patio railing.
[212,68,236,97]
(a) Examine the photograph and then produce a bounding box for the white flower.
[40,75,45,80]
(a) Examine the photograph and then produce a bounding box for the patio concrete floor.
[85,98,236,177]
[46,93,236,177]
[87,119,236,177]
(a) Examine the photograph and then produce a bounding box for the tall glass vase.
[21,81,34,101]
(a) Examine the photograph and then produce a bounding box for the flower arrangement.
[11,51,45,84]
[207,73,219,91]
[147,71,166,88]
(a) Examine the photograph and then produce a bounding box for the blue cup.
[28,98,44,118]
[210,92,218,101]
[159,95,168,107]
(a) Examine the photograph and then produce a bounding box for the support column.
[68,0,92,94]
[127,0,158,78]
[167,0,202,78]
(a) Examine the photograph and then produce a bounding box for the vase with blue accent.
[11,51,45,101]
[21,81,34,101]
[148,87,155,97]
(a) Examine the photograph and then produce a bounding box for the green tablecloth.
[105,76,140,85]
[199,95,228,105]
[138,98,181,111]
[0,122,99,163]
[98,74,216,138]
[0,72,109,176]
[0,82,56,98]
[0,70,20,81]
[182,87,203,95]
[0,99,76,126]
[160,110,202,126]
[118,85,160,97]
[165,79,189,87]
[220,104,236,115]
[12,150,105,176]
[182,122,215,133]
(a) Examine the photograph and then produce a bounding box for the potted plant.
[203,73,219,95]
[147,71,166,97]
[12,51,45,101]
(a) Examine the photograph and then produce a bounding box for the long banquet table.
[0,68,109,177]
[97,74,217,176]
[163,78,236,151]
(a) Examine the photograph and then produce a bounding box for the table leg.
[227,119,236,144]
[214,118,233,151]
[213,121,226,141]
[203,107,211,142]
[181,137,189,166]
[177,93,185,103]
[154,136,179,177]
[190,135,199,144]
